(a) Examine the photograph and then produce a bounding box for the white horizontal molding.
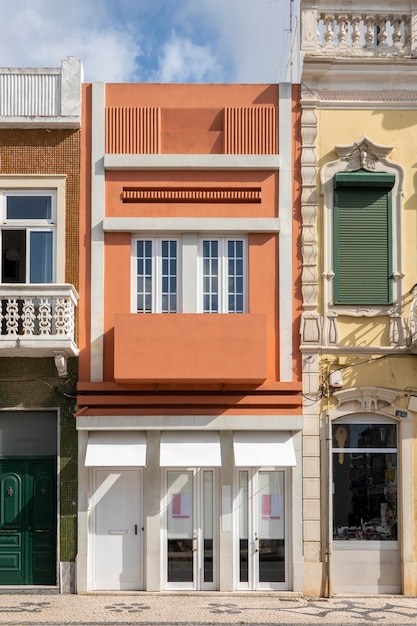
[104,154,281,171]
[76,414,304,431]
[103,217,281,233]
[0,116,81,129]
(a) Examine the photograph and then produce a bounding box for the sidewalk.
[0,593,416,625]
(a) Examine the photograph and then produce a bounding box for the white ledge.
[0,117,81,129]
[104,154,281,171]
[103,217,281,233]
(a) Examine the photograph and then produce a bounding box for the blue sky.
[0,0,300,83]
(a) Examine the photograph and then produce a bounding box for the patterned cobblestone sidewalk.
[0,594,415,625]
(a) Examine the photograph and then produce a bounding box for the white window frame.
[131,234,248,314]
[331,416,398,547]
[198,236,248,314]
[132,236,181,313]
[0,176,66,283]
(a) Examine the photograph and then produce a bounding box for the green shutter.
[334,185,392,305]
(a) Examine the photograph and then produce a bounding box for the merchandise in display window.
[332,422,397,541]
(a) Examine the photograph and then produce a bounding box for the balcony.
[301,2,415,57]
[0,284,79,370]
[114,313,267,384]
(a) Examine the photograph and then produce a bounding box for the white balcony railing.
[0,284,79,371]
[301,2,417,57]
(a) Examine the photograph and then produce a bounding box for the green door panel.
[0,459,56,585]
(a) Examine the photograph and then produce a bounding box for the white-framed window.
[134,237,180,313]
[0,191,57,284]
[332,417,398,542]
[199,237,247,313]
[132,235,247,314]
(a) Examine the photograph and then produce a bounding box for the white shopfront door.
[236,469,288,590]
[92,468,143,590]
[164,469,217,590]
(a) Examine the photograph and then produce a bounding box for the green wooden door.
[0,459,56,585]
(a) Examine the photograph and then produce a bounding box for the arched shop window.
[332,418,397,541]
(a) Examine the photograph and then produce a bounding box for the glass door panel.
[257,471,285,583]
[202,470,213,584]
[236,469,287,590]
[167,471,194,584]
[238,471,249,584]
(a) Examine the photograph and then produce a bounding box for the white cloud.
[156,34,223,83]
[178,0,296,82]
[0,0,141,81]
[0,0,297,83]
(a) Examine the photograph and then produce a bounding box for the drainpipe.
[325,401,333,597]
[323,362,333,597]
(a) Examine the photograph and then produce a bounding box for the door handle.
[35,529,50,533]
[135,524,138,535]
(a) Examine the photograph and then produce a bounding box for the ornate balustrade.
[0,284,79,372]
[301,2,417,57]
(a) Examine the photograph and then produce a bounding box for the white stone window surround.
[320,136,405,347]
[130,234,248,315]
[0,176,66,283]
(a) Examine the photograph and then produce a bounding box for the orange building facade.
[76,83,302,592]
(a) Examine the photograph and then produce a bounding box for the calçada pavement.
[0,592,416,625]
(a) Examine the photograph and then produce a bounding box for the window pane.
[227,239,244,313]
[1,230,26,283]
[136,240,152,313]
[333,451,397,541]
[202,240,219,313]
[332,424,397,449]
[30,231,53,283]
[161,240,177,313]
[7,196,52,220]
[332,421,397,542]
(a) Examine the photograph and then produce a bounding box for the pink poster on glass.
[172,493,191,518]
[262,494,281,519]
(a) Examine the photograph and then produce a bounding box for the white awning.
[85,431,147,467]
[233,431,296,467]
[160,432,221,467]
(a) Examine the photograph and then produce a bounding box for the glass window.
[1,193,56,284]
[201,237,246,313]
[332,422,397,541]
[135,238,178,313]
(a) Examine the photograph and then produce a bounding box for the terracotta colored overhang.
[114,313,267,384]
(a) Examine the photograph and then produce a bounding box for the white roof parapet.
[0,56,82,128]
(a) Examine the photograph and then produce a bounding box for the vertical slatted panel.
[0,73,60,116]
[106,107,161,154]
[334,188,392,305]
[224,106,277,154]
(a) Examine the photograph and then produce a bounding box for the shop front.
[76,417,303,593]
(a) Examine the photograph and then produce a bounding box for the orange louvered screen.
[106,107,160,154]
[224,106,277,154]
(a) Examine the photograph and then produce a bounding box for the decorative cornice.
[122,186,261,204]
[318,90,417,103]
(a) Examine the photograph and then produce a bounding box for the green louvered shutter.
[334,173,393,305]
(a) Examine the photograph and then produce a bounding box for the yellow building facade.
[301,0,417,595]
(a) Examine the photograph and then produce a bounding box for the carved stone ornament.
[331,386,406,421]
